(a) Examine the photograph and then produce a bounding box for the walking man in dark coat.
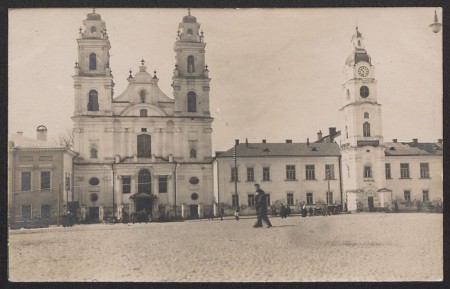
[253,184,272,228]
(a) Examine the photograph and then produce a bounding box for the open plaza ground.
[8,212,442,282]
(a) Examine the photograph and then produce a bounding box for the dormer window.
[89,53,96,70]
[187,28,193,35]
[140,109,147,117]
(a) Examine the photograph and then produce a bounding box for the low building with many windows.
[215,139,342,213]
[8,126,77,225]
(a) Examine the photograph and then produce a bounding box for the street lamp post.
[234,139,239,220]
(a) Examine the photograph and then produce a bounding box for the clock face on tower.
[358,66,369,77]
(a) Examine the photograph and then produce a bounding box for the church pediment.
[119,103,168,117]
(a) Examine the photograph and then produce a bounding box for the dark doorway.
[89,207,99,221]
[368,197,374,211]
[135,197,153,214]
[41,204,51,219]
[190,205,199,218]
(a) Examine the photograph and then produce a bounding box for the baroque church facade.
[71,10,214,221]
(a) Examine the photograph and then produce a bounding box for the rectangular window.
[248,194,255,206]
[21,171,31,191]
[41,204,51,219]
[122,177,131,194]
[39,156,53,161]
[385,163,391,179]
[232,194,239,208]
[306,165,315,180]
[326,191,333,204]
[325,164,335,179]
[306,192,314,205]
[158,176,168,193]
[422,190,429,202]
[41,171,51,190]
[286,165,296,180]
[22,205,32,220]
[404,190,411,201]
[364,166,372,178]
[420,163,430,179]
[247,167,254,182]
[263,167,270,181]
[231,167,238,182]
[19,156,33,162]
[265,194,271,206]
[400,163,410,179]
[287,193,294,205]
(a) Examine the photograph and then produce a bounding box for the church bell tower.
[73,9,114,117]
[172,9,211,117]
[340,27,388,211]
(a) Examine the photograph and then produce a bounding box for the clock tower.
[340,27,390,211]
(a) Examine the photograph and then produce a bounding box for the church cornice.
[339,101,381,111]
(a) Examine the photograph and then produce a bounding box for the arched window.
[363,122,371,137]
[140,109,147,117]
[88,90,99,111]
[90,147,98,158]
[187,56,195,73]
[187,29,193,35]
[190,148,197,158]
[360,86,369,98]
[364,112,369,119]
[187,91,197,112]
[358,40,361,46]
[90,26,96,33]
[138,169,152,194]
[140,90,146,103]
[89,53,96,70]
[137,134,151,157]
[346,89,350,100]
[345,125,348,139]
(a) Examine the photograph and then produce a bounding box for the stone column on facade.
[181,204,187,218]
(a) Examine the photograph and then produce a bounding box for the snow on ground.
[8,212,442,282]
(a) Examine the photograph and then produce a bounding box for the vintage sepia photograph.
[7,7,443,282]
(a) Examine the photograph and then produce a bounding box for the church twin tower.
[71,10,214,220]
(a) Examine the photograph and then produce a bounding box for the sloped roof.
[383,142,443,156]
[9,133,64,149]
[216,142,341,158]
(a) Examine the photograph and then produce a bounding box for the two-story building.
[8,126,77,225]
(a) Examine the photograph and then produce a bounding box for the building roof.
[383,141,443,156]
[9,133,64,150]
[216,142,341,158]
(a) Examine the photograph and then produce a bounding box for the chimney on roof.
[17,131,23,136]
[286,139,292,143]
[235,139,239,145]
[438,139,443,144]
[307,138,310,147]
[329,127,337,142]
[393,139,397,143]
[36,125,48,142]
[245,138,248,147]
[262,139,266,144]
[413,138,418,144]
[317,130,322,141]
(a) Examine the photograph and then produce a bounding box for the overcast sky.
[9,8,442,152]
